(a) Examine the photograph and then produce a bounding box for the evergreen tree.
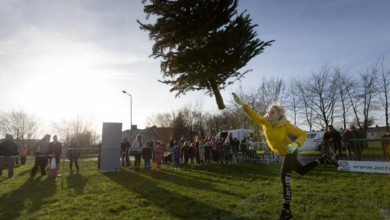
[138,0,274,109]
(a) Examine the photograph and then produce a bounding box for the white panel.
[100,122,122,172]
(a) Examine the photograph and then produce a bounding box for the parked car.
[215,129,252,142]
[298,130,345,152]
[298,131,327,152]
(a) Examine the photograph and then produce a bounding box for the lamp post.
[122,90,132,139]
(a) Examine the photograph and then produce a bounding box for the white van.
[298,130,344,152]
[216,129,252,141]
[298,131,327,152]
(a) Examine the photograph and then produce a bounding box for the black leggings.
[280,151,319,209]
[70,158,79,170]
[135,154,141,167]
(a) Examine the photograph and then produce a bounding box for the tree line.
[145,56,390,143]
[0,111,100,148]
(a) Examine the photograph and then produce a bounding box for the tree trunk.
[209,77,225,110]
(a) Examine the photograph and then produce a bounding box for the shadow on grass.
[66,172,88,195]
[0,177,57,220]
[103,169,237,219]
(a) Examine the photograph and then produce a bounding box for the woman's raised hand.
[232,93,245,106]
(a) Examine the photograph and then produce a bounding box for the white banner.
[338,160,390,174]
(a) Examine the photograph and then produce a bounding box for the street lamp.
[122,90,132,138]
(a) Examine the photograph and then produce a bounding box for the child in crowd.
[173,144,181,169]
[211,137,218,162]
[182,141,191,168]
[224,133,232,164]
[189,143,197,168]
[198,137,205,165]
[142,142,152,170]
[154,141,164,170]
[217,139,225,164]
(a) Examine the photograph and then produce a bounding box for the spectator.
[152,137,157,162]
[0,134,19,178]
[121,137,131,167]
[31,134,51,177]
[248,137,256,159]
[67,138,80,171]
[211,137,218,162]
[131,134,143,170]
[15,146,20,165]
[224,133,232,164]
[343,125,365,161]
[194,136,201,165]
[182,141,191,169]
[169,136,175,152]
[232,137,240,162]
[204,136,211,163]
[173,144,181,169]
[142,141,152,170]
[154,141,164,170]
[189,143,197,168]
[20,145,28,165]
[198,137,205,165]
[48,135,62,168]
[179,135,186,162]
[240,137,247,159]
[323,125,343,160]
[382,131,390,157]
[217,139,224,164]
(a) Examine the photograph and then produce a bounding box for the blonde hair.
[266,103,286,120]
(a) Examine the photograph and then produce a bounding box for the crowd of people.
[119,132,262,170]
[0,133,81,178]
[322,125,390,161]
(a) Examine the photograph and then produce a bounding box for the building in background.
[122,125,146,142]
[366,126,388,139]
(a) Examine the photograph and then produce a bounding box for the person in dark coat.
[323,125,343,160]
[142,142,152,170]
[0,134,19,178]
[67,138,80,171]
[121,137,131,167]
[232,137,240,162]
[240,138,247,159]
[179,135,186,162]
[31,134,51,177]
[182,141,191,169]
[48,135,62,168]
[343,125,365,161]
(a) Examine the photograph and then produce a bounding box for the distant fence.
[36,137,388,173]
[298,138,390,163]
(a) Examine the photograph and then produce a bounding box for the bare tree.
[51,114,100,147]
[296,64,339,129]
[145,112,174,143]
[359,66,380,134]
[376,55,390,131]
[334,65,353,130]
[285,80,300,126]
[0,109,41,146]
[294,80,315,131]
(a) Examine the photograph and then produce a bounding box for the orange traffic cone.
[48,152,62,177]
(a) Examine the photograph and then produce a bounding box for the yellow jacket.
[242,105,307,156]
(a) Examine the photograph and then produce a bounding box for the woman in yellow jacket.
[233,93,338,220]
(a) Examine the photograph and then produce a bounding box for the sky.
[1,0,389,135]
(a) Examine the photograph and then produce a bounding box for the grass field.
[1,161,389,220]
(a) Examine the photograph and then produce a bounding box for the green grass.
[1,161,389,220]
